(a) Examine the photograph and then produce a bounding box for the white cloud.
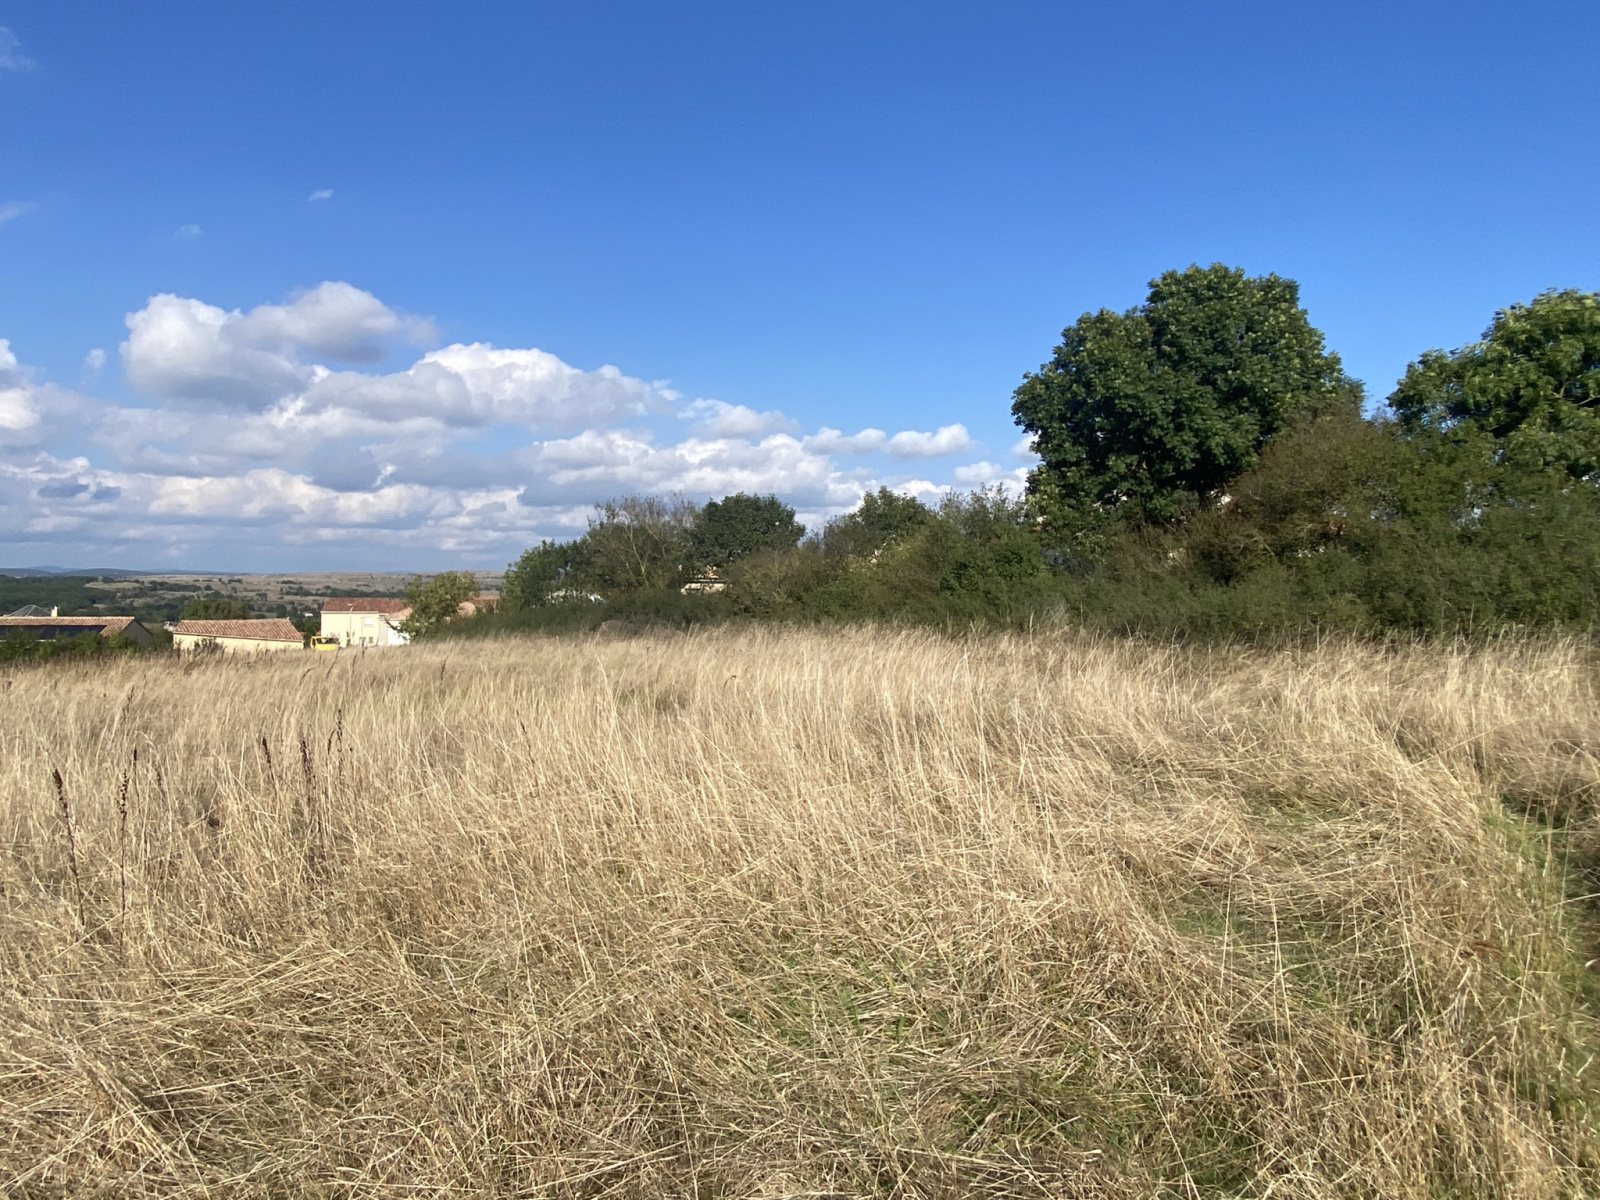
[896,479,950,503]
[952,460,1030,493]
[3,283,1011,567]
[680,398,797,437]
[0,340,93,447]
[399,342,664,428]
[805,426,887,454]
[123,293,309,406]
[1010,433,1039,458]
[240,281,434,359]
[308,189,334,202]
[0,201,37,227]
[174,224,203,239]
[0,340,39,433]
[121,283,435,407]
[807,423,972,459]
[509,429,868,509]
[83,348,106,372]
[0,28,34,71]
[884,423,973,459]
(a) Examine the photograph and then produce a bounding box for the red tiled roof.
[320,597,411,614]
[173,618,303,642]
[0,615,143,635]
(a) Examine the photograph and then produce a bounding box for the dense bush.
[0,628,146,664]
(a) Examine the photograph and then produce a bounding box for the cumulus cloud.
[0,28,33,71]
[507,429,868,510]
[84,348,106,372]
[123,294,309,406]
[805,423,971,459]
[884,423,973,458]
[805,426,887,454]
[680,398,797,437]
[0,341,39,434]
[0,339,93,448]
[308,189,334,201]
[4,282,1009,567]
[121,282,435,407]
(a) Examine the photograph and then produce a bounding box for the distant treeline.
[465,266,1600,637]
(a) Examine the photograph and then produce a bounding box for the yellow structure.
[319,598,412,647]
[172,618,304,653]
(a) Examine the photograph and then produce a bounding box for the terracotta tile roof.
[0,615,143,635]
[173,618,303,642]
[320,597,411,615]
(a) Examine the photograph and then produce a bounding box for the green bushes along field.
[469,269,1600,638]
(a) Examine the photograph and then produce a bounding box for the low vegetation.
[0,628,146,665]
[3,628,1599,1195]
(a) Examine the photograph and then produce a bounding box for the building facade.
[172,618,305,653]
[319,598,412,647]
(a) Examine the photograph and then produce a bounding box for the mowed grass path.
[3,628,1599,1197]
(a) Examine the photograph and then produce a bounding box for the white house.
[319,598,412,647]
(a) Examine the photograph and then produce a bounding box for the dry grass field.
[3,627,1600,1197]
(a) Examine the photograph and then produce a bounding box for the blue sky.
[1,1,1596,570]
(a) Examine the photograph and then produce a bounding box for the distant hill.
[0,567,178,578]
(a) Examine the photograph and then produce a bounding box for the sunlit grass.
[2,627,1598,1196]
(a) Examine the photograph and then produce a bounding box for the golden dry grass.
[3,626,1600,1197]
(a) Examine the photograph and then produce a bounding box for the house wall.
[172,633,303,654]
[320,611,408,647]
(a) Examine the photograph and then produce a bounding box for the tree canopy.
[822,487,932,558]
[1012,264,1354,538]
[583,496,699,592]
[1388,289,1600,480]
[399,571,478,637]
[686,493,804,569]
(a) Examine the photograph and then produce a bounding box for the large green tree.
[1012,264,1355,542]
[686,493,804,569]
[1388,289,1600,480]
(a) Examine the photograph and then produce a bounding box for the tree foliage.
[686,493,804,569]
[399,571,478,637]
[1389,288,1600,480]
[180,593,251,620]
[821,487,932,558]
[582,496,699,593]
[501,540,583,609]
[1013,264,1354,539]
